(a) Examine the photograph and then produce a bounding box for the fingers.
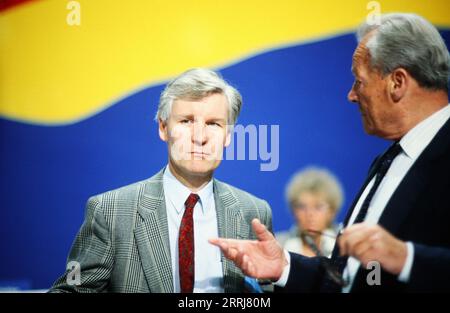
[348,233,378,264]
[209,238,229,256]
[208,238,250,262]
[208,238,227,250]
[334,223,408,276]
[210,219,272,247]
[252,219,274,242]
[209,238,234,259]
[208,238,220,246]
[209,237,259,278]
[338,223,378,256]
[218,243,256,277]
[239,254,249,274]
[238,254,258,278]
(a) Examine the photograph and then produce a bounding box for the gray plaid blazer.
[49,168,272,293]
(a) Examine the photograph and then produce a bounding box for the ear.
[224,127,232,147]
[158,118,168,142]
[389,68,408,102]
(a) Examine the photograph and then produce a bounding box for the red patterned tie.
[178,193,199,293]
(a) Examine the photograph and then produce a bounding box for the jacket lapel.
[214,179,248,293]
[133,173,253,293]
[134,169,174,293]
[378,117,450,233]
[352,117,450,291]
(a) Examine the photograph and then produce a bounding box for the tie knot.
[373,141,403,178]
[185,193,200,209]
[383,141,403,163]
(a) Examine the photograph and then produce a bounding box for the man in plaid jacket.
[50,68,272,293]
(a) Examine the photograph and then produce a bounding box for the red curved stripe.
[0,0,39,12]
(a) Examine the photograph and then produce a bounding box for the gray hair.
[357,13,449,91]
[285,167,344,216]
[155,68,242,125]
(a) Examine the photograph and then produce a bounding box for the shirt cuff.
[398,242,414,283]
[274,250,291,287]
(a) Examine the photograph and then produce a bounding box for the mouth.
[190,152,210,158]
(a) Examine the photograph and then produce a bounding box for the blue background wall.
[1,0,449,289]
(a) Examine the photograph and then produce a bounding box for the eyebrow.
[206,117,227,123]
[174,114,194,120]
[174,114,226,123]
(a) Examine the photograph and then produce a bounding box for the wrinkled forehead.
[171,93,229,118]
[352,32,376,71]
[351,43,372,74]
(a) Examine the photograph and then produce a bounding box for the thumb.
[252,219,273,242]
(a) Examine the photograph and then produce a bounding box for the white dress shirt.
[163,166,224,293]
[277,104,450,291]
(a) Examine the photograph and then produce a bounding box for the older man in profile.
[211,13,450,292]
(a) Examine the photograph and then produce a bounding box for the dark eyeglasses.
[301,230,349,287]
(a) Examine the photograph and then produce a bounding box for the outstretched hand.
[209,218,287,281]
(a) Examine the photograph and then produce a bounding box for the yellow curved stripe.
[1,0,449,124]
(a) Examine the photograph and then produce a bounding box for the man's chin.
[362,121,375,136]
[182,160,219,176]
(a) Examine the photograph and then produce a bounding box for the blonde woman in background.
[278,167,344,258]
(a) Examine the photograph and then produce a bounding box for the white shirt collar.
[399,104,450,160]
[163,165,214,215]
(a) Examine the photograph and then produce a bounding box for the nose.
[305,208,316,218]
[192,121,207,145]
[347,86,359,103]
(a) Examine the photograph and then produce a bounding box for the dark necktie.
[351,142,403,225]
[178,193,199,293]
[322,142,403,292]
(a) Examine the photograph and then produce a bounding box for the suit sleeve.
[48,196,114,293]
[276,252,324,293]
[406,243,450,292]
[262,200,273,233]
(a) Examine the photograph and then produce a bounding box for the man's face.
[347,42,395,138]
[159,93,231,179]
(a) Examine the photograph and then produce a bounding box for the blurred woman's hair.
[285,166,344,216]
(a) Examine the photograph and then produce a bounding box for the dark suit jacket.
[283,115,450,292]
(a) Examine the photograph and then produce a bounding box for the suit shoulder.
[215,180,270,210]
[88,171,163,209]
[90,179,146,202]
